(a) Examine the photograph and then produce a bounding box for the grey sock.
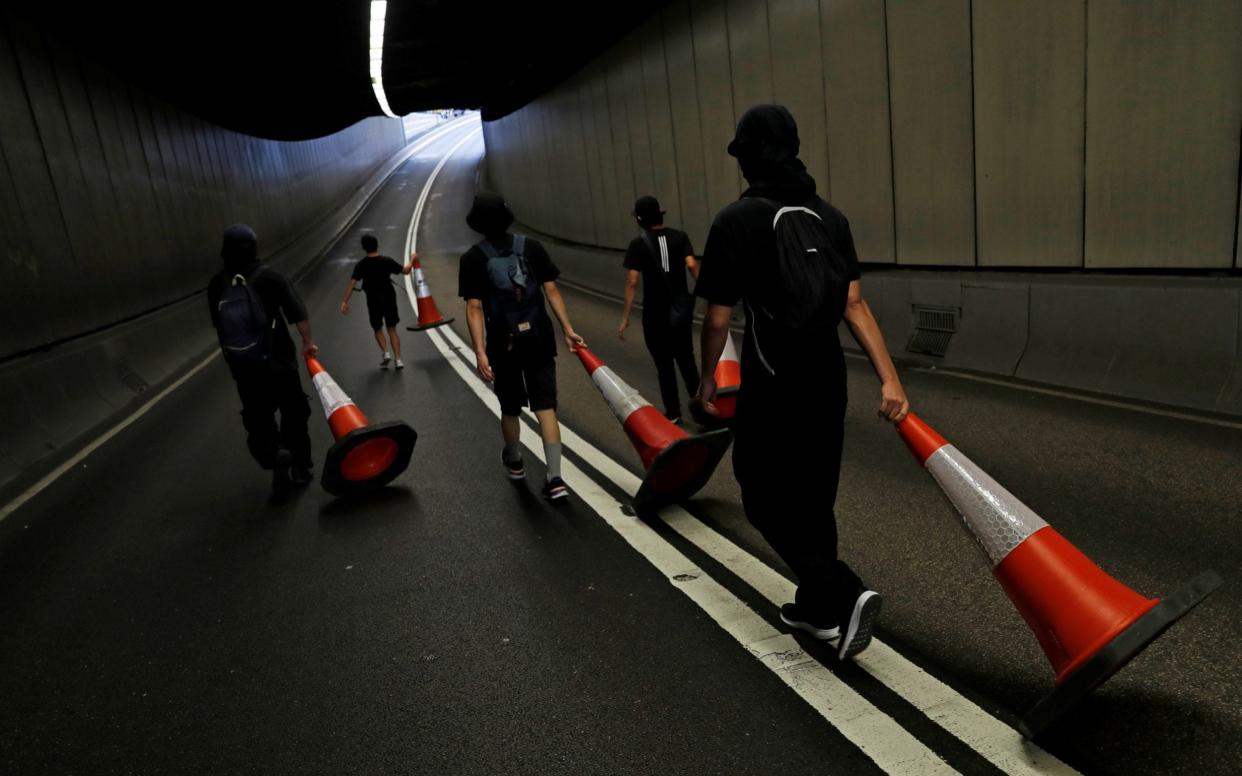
[544,442,562,481]
[503,441,522,462]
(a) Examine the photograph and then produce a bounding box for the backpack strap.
[479,237,524,259]
[478,240,500,259]
[512,234,526,258]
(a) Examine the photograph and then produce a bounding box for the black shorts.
[367,295,399,331]
[493,355,558,416]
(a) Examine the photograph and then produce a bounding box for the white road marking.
[424,325,958,776]
[405,118,1080,775]
[0,351,219,524]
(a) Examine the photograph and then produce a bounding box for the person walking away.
[340,234,415,369]
[208,224,319,502]
[617,195,701,424]
[458,193,587,502]
[695,105,910,661]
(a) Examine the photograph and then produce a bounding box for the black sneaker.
[291,465,313,487]
[270,449,292,501]
[779,603,840,641]
[838,590,882,661]
[502,450,526,481]
[541,476,569,502]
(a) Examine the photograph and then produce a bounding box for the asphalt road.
[1,119,1238,776]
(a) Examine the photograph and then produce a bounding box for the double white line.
[403,126,1080,776]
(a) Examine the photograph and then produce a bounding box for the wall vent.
[906,305,959,357]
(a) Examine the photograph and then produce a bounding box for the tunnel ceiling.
[9,1,667,140]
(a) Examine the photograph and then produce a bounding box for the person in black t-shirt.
[340,234,415,370]
[458,193,586,502]
[207,224,319,501]
[695,105,910,662]
[618,195,701,424]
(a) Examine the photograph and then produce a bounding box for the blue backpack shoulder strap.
[512,234,526,257]
[478,240,500,259]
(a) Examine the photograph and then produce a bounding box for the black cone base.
[321,420,418,497]
[1020,569,1222,739]
[407,317,455,332]
[633,428,733,514]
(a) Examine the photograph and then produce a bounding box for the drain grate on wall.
[906,305,959,357]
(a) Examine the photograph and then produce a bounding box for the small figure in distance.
[340,234,415,370]
[458,193,586,503]
[695,105,910,662]
[618,195,701,426]
[208,224,318,502]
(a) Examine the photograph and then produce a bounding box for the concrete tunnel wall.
[0,11,412,500]
[479,0,1242,417]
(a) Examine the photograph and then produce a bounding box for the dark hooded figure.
[457,194,586,502]
[695,105,911,661]
[207,224,318,501]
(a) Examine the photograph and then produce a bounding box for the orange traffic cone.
[306,355,417,496]
[405,257,454,331]
[895,413,1220,738]
[712,331,741,419]
[575,346,732,512]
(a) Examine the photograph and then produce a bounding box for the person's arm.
[295,319,318,358]
[543,281,586,351]
[842,279,909,422]
[340,277,356,314]
[465,298,493,382]
[685,255,699,279]
[697,304,733,416]
[618,270,640,340]
[402,252,417,275]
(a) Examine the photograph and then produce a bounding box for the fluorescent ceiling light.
[369,0,397,118]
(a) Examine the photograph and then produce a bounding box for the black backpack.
[479,235,545,338]
[752,198,849,331]
[215,265,273,369]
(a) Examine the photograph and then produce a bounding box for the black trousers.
[234,368,313,470]
[642,315,699,418]
[733,378,863,624]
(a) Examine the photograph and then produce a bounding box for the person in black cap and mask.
[618,195,700,424]
[458,194,586,501]
[695,105,910,661]
[208,224,318,501]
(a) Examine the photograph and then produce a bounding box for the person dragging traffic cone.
[894,412,1221,737]
[340,234,415,370]
[458,193,586,502]
[696,105,910,661]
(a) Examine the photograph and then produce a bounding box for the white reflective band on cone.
[925,445,1049,567]
[722,333,740,361]
[312,372,355,420]
[592,366,651,423]
[414,268,431,299]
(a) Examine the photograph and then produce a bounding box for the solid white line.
[423,325,958,776]
[401,136,958,774]
[401,123,482,313]
[0,351,219,524]
[437,323,1080,776]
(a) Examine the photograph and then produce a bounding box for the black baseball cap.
[632,195,665,226]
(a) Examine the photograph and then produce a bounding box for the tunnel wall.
[0,11,407,362]
[481,0,1242,271]
[0,12,417,501]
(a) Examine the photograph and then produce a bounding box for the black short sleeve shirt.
[207,262,308,373]
[623,227,695,320]
[458,234,561,362]
[351,255,403,301]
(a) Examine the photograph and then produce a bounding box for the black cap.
[466,193,515,236]
[632,195,665,227]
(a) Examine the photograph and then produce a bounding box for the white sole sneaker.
[395,360,405,370]
[779,609,841,642]
[838,590,882,661]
